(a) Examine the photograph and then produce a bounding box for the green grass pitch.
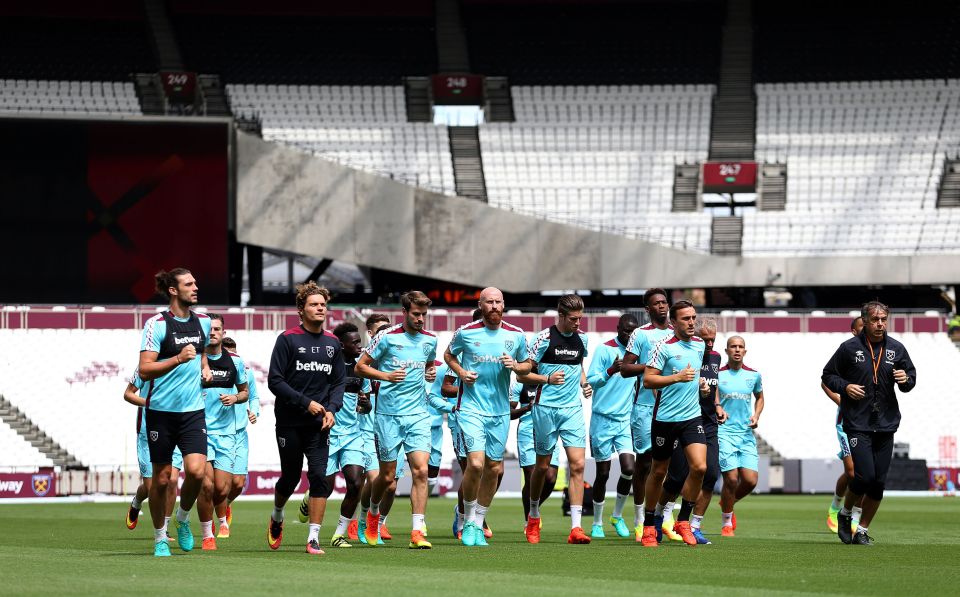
[2,495,959,595]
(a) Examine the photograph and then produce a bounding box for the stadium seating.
[480,85,715,251]
[463,1,723,85]
[0,14,155,81]
[228,84,456,195]
[0,79,141,115]
[173,15,437,85]
[0,420,52,468]
[747,79,960,256]
[1,325,955,470]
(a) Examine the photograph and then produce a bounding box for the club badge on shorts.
[850,437,858,448]
[150,431,158,441]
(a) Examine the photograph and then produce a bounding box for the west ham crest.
[326,346,335,358]
[149,431,158,442]
[656,437,665,447]
[32,474,51,497]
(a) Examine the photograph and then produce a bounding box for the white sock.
[370,501,380,517]
[272,506,284,522]
[691,514,704,530]
[662,501,675,519]
[529,499,540,519]
[831,494,843,510]
[218,516,228,527]
[634,504,644,527]
[613,493,629,518]
[380,514,388,527]
[427,477,439,495]
[162,516,171,534]
[131,496,143,510]
[570,505,582,529]
[457,508,465,532]
[175,506,190,523]
[201,520,214,539]
[722,511,733,527]
[851,506,863,521]
[475,505,488,530]
[857,525,868,533]
[154,528,167,543]
[593,501,604,525]
[360,504,369,519]
[412,514,425,531]
[464,499,478,524]
[839,506,852,517]
[654,503,664,517]
[308,523,321,542]
[335,515,350,536]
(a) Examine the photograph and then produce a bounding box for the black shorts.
[145,408,207,465]
[664,419,719,494]
[651,416,706,462]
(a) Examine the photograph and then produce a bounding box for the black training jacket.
[821,331,916,433]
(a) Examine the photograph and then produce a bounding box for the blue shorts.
[375,412,431,462]
[631,403,654,454]
[430,425,443,468]
[232,430,249,476]
[718,432,759,472]
[531,404,586,456]
[137,433,152,478]
[836,423,851,460]
[456,411,510,461]
[208,433,236,474]
[517,418,561,468]
[590,411,633,462]
[447,412,466,459]
[362,431,379,472]
[327,433,366,476]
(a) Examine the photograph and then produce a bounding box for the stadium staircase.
[435,0,470,73]
[0,395,83,470]
[403,78,432,122]
[711,216,743,255]
[142,0,183,71]
[708,0,755,161]
[485,77,515,122]
[673,164,701,211]
[756,433,783,466]
[758,163,787,210]
[938,157,960,208]
[133,73,165,115]
[449,126,488,201]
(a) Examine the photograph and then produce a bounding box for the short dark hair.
[333,322,359,340]
[365,313,391,331]
[644,288,668,308]
[154,268,191,298]
[221,337,236,350]
[850,316,864,331]
[860,301,888,321]
[669,299,695,321]
[208,313,224,326]
[400,290,432,311]
[619,313,639,327]
[557,294,584,316]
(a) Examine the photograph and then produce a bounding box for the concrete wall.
[237,132,960,291]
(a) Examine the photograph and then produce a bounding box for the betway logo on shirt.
[175,335,201,345]
[296,361,333,373]
[723,392,752,402]
[554,348,580,357]
[471,354,503,364]
[211,369,230,379]
[391,357,426,370]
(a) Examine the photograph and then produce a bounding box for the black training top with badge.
[538,325,586,365]
[157,311,206,360]
[268,325,346,427]
[204,350,238,389]
[699,350,722,423]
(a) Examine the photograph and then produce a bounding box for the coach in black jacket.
[821,301,916,546]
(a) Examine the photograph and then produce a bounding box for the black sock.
[643,510,655,527]
[677,499,695,522]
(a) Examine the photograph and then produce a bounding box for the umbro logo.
[298,347,306,354]
[697,425,704,434]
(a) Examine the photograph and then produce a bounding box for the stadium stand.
[0,420,52,468]
[0,321,954,470]
[480,85,715,251]
[0,79,141,115]
[746,79,960,256]
[463,0,723,85]
[171,12,437,85]
[228,84,456,195]
[0,9,155,81]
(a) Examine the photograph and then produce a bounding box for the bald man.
[445,288,530,547]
